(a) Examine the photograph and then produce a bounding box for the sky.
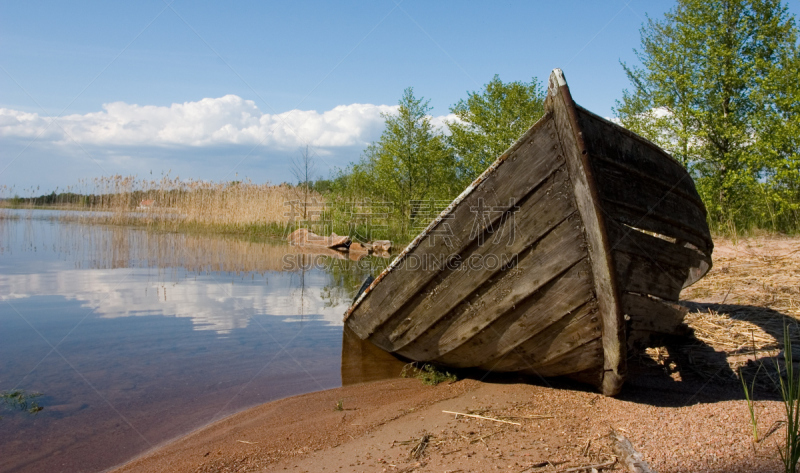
[2,0,798,194]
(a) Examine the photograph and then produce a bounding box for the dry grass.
[2,175,312,234]
[633,234,800,384]
[682,234,800,353]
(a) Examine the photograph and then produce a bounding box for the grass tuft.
[777,323,800,473]
[400,363,457,386]
[739,323,800,473]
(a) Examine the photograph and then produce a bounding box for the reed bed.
[41,221,383,275]
[2,176,309,235]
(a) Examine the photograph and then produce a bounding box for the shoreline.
[112,235,800,472]
[113,367,784,473]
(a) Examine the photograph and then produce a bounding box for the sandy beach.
[114,372,784,472]
[114,236,800,473]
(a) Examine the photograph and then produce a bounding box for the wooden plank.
[525,338,604,377]
[548,70,626,396]
[591,161,709,235]
[614,251,687,301]
[384,166,578,351]
[428,257,595,368]
[485,300,601,372]
[567,365,603,387]
[575,106,703,207]
[347,113,565,339]
[592,154,705,211]
[602,200,712,254]
[621,292,688,334]
[398,219,589,361]
[606,220,708,284]
[576,103,713,254]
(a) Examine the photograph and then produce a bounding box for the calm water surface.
[0,210,392,472]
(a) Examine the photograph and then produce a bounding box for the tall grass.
[2,176,304,236]
[741,323,800,473]
[778,324,800,473]
[1,176,430,244]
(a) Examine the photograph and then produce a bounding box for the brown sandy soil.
[115,236,800,473]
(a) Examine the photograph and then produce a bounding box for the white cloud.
[1,266,347,333]
[430,113,461,134]
[0,97,459,191]
[0,97,408,149]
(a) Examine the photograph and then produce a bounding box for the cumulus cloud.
[1,265,347,333]
[0,97,462,190]
[0,96,412,149]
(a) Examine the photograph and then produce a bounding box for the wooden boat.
[343,69,713,396]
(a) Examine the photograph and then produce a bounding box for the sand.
[114,235,800,473]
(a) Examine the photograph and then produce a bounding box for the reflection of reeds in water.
[33,222,390,306]
[49,222,382,274]
[3,176,304,233]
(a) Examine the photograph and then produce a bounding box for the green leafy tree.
[346,88,456,237]
[757,34,800,231]
[615,0,800,232]
[448,75,546,185]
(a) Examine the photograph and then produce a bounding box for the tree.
[351,88,456,236]
[290,145,316,220]
[615,0,800,232]
[448,75,546,185]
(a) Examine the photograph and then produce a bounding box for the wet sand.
[114,370,784,473]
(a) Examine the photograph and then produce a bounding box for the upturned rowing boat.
[343,69,713,395]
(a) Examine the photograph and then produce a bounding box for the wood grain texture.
[606,221,709,289]
[431,259,597,370]
[484,299,601,372]
[347,114,564,339]
[399,224,591,364]
[614,251,687,301]
[575,105,712,254]
[601,198,711,253]
[591,161,708,234]
[575,106,706,211]
[621,293,688,334]
[526,338,604,378]
[383,166,578,352]
[549,77,626,396]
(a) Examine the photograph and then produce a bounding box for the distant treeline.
[4,192,115,207]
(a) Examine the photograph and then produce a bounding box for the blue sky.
[2,1,798,194]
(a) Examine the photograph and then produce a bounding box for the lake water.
[0,209,399,472]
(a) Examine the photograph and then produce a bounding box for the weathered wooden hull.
[343,69,713,395]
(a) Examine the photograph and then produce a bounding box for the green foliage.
[333,399,344,411]
[311,179,334,195]
[331,88,458,240]
[616,0,800,234]
[740,364,762,442]
[327,77,547,243]
[400,363,457,386]
[448,75,546,186]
